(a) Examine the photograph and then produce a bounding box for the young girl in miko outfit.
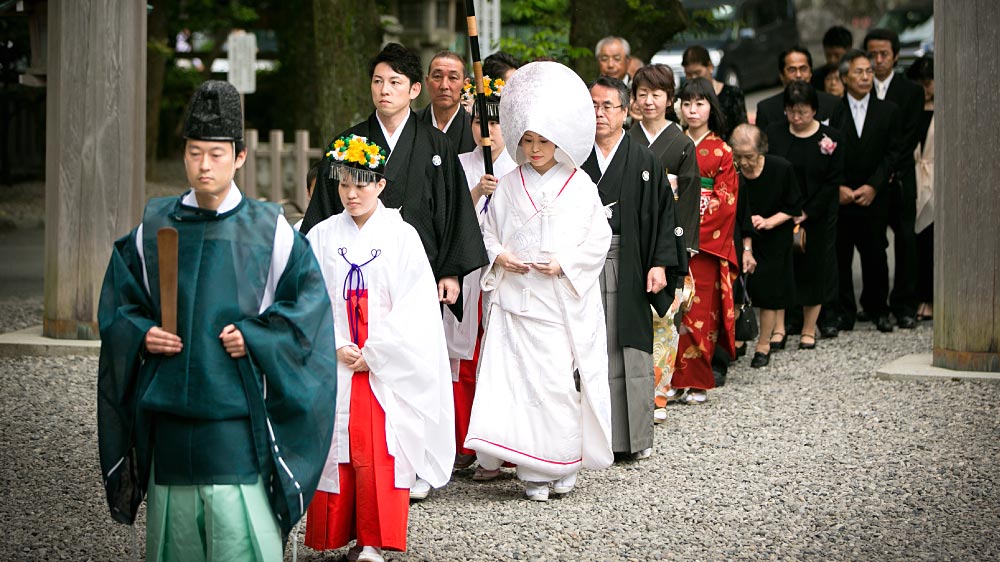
[304,135,454,562]
[464,61,614,502]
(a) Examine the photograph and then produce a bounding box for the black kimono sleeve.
[675,140,702,254]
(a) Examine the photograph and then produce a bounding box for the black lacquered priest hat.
[182,80,244,142]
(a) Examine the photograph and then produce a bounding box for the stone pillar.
[933,0,1000,372]
[43,0,146,339]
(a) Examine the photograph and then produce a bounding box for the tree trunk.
[145,0,169,180]
[44,0,146,339]
[271,0,319,138]
[311,0,382,144]
[932,0,1000,372]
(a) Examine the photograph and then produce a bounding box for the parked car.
[874,4,933,71]
[651,0,800,92]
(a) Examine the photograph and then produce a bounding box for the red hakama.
[305,290,410,552]
[452,297,483,457]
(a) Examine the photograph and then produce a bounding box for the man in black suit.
[832,49,901,333]
[812,26,853,92]
[865,29,925,329]
[756,46,846,131]
[415,50,477,154]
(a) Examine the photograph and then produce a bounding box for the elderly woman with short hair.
[730,124,802,368]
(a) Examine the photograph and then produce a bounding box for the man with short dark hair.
[483,50,520,82]
[582,76,684,461]
[831,49,902,333]
[302,43,488,321]
[756,46,845,131]
[97,80,339,560]
[865,28,925,329]
[595,36,632,85]
[812,26,854,91]
[416,50,476,154]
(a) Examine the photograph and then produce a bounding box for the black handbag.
[734,275,759,341]
[792,224,807,254]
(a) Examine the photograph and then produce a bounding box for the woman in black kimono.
[767,81,844,350]
[730,124,802,368]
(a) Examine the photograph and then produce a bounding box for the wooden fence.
[235,129,325,215]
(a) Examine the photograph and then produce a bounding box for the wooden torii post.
[933,0,1000,372]
[41,0,147,339]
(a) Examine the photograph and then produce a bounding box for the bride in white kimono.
[464,61,614,502]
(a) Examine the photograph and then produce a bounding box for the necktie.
[852,102,864,137]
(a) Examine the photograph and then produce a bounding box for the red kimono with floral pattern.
[672,133,739,391]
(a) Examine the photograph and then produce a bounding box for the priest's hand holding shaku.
[219,324,247,358]
[145,326,183,356]
[145,324,246,358]
[338,346,369,372]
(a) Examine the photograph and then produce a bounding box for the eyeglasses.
[598,55,624,63]
[593,102,624,113]
[850,68,874,77]
[785,108,814,118]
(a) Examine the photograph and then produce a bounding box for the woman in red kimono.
[670,77,739,404]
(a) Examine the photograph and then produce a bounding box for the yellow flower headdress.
[461,75,506,103]
[326,134,387,184]
[462,75,505,122]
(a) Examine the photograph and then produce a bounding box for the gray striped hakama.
[599,235,655,455]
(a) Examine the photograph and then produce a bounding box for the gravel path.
[1,299,997,561]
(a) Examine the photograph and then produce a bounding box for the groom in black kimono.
[302,43,487,320]
[583,76,685,460]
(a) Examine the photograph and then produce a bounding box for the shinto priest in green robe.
[96,80,338,559]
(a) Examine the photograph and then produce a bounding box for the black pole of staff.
[464,0,495,206]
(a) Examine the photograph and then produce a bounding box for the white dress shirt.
[873,72,894,101]
[848,92,871,137]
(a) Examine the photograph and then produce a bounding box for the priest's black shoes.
[875,315,894,333]
[750,351,771,368]
[819,324,839,338]
[897,315,917,329]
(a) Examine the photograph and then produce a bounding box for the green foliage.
[174,0,261,34]
[498,30,590,64]
[499,0,589,63]
[157,65,205,157]
[505,0,571,27]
